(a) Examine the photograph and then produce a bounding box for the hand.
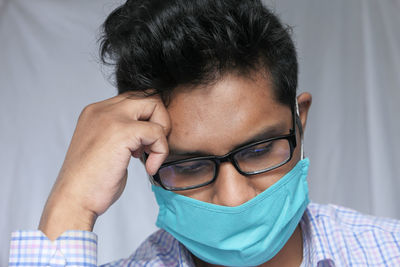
[39,92,171,240]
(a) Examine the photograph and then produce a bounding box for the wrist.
[39,192,97,240]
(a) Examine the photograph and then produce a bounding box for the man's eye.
[238,143,273,160]
[174,162,210,174]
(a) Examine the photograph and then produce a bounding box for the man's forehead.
[164,72,292,157]
[167,121,289,158]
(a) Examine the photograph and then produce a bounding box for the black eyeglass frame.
[147,107,298,191]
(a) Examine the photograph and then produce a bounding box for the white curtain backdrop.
[1,0,399,265]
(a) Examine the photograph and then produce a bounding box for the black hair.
[100,0,298,107]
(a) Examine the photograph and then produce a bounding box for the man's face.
[165,71,303,206]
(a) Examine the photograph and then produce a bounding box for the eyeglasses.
[149,108,297,191]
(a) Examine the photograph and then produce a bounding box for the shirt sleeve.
[9,230,97,267]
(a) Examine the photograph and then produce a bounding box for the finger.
[141,136,169,175]
[148,100,171,136]
[127,121,169,175]
[118,95,171,136]
[91,91,137,107]
[146,151,167,175]
[93,91,154,111]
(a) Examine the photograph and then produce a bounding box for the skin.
[38,69,311,267]
[167,71,311,266]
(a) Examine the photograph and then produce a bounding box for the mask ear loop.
[295,99,304,160]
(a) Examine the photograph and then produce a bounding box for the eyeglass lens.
[158,138,290,190]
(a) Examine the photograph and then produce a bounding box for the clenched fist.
[39,92,170,240]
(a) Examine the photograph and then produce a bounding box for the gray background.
[1,0,399,265]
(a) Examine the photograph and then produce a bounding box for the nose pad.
[212,162,258,207]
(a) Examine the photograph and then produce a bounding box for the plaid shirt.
[9,203,400,266]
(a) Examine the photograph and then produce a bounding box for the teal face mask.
[152,158,310,267]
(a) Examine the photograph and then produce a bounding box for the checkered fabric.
[9,230,97,266]
[302,203,400,266]
[9,203,400,266]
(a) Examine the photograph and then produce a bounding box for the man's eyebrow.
[168,123,288,158]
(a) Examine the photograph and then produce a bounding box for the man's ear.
[296,92,312,134]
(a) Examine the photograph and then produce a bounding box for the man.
[9,0,400,266]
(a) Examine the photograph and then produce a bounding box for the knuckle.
[152,123,165,136]
[81,103,98,117]
[104,122,128,142]
[107,120,122,132]
[84,103,97,112]
[164,116,172,131]
[161,139,169,153]
[82,105,121,132]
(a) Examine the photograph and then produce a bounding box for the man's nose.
[211,162,258,207]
